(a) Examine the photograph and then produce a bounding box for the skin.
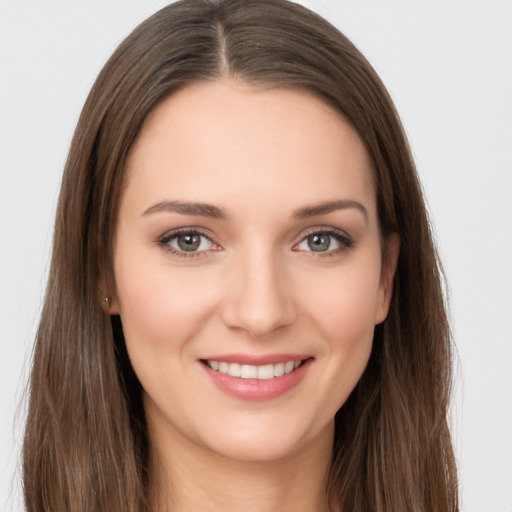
[110,80,399,512]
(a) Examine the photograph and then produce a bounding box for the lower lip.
[200,359,313,401]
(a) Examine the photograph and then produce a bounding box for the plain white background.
[0,1,511,511]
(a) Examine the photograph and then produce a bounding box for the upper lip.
[199,353,313,365]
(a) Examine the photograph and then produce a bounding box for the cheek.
[113,249,219,360]
[301,260,381,344]
[319,283,376,372]
[296,259,381,404]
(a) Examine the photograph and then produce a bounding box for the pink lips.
[199,354,313,401]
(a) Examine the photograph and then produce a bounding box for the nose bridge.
[222,242,295,337]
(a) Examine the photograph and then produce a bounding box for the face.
[110,80,398,463]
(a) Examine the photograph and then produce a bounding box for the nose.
[220,247,297,338]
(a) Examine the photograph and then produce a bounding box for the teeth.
[206,360,302,379]
[257,364,274,380]
[229,363,241,377]
[274,362,285,377]
[240,364,257,379]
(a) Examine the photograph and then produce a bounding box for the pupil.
[178,233,200,251]
[308,234,330,252]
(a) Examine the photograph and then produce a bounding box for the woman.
[22,0,458,511]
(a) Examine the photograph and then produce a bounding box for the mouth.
[199,356,313,400]
[202,359,304,380]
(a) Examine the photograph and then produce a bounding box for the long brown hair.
[22,1,458,510]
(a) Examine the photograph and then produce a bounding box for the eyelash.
[157,228,217,258]
[294,228,354,257]
[157,227,354,258]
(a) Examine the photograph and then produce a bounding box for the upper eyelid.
[295,225,351,241]
[158,226,214,242]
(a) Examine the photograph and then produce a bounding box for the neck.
[147,417,334,512]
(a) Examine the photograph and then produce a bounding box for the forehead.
[123,80,376,219]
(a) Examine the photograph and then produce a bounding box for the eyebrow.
[293,200,368,221]
[142,199,367,221]
[142,200,227,219]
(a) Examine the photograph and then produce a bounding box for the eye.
[295,230,353,254]
[159,230,218,256]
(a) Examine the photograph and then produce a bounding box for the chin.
[191,413,335,464]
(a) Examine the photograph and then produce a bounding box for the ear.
[374,232,400,325]
[99,279,120,315]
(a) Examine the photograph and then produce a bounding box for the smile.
[205,360,302,380]
[200,355,313,400]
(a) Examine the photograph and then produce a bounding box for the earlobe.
[374,232,400,325]
[99,280,120,315]
[102,295,120,315]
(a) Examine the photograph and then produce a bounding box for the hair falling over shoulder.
[22,1,458,511]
